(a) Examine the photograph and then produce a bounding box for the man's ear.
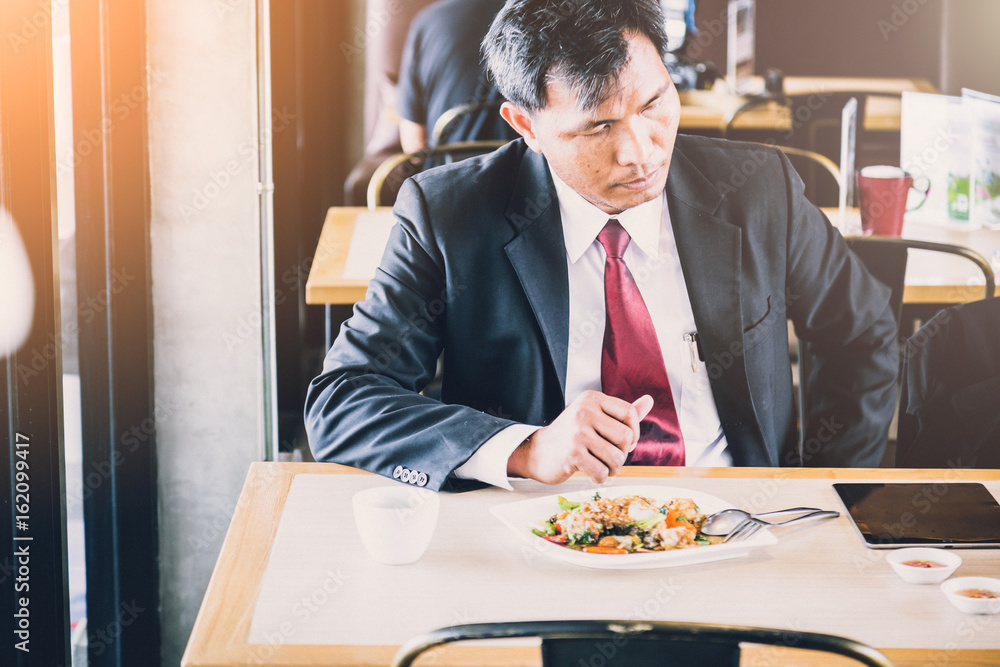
[500,102,542,153]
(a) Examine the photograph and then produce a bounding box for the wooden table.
[182,463,1000,667]
[677,76,938,133]
[305,207,1000,307]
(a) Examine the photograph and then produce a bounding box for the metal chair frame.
[366,139,510,210]
[430,100,507,146]
[775,145,843,202]
[391,619,896,667]
[844,237,996,306]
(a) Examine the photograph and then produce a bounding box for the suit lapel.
[665,143,769,464]
[665,146,741,352]
[503,149,569,395]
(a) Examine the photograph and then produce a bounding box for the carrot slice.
[582,546,628,554]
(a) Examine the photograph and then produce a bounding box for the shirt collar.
[548,164,663,263]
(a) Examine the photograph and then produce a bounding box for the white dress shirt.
[454,167,731,488]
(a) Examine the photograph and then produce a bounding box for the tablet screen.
[833,482,1000,549]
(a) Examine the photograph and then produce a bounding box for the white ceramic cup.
[352,485,440,565]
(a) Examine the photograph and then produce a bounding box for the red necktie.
[598,219,685,466]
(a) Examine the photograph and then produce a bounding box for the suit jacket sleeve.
[304,178,517,492]
[780,151,899,467]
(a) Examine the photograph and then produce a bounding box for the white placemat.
[342,212,395,280]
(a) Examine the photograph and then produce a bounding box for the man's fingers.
[620,395,653,451]
[588,435,629,473]
[633,394,654,421]
[573,449,612,484]
[591,411,636,455]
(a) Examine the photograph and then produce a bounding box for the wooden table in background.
[306,206,999,307]
[182,463,1000,667]
[677,76,938,133]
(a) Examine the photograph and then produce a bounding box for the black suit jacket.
[306,136,898,491]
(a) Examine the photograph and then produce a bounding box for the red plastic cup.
[856,166,930,237]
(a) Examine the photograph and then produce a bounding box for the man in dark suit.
[305,0,898,492]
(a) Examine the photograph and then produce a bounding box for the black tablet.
[833,482,1000,549]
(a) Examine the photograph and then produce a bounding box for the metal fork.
[722,510,840,543]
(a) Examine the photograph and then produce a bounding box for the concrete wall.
[146,0,264,664]
[940,0,1000,96]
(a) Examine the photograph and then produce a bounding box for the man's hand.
[506,391,654,485]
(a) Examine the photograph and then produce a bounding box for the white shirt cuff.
[452,424,540,490]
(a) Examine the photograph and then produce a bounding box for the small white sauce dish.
[941,577,1000,615]
[886,547,961,584]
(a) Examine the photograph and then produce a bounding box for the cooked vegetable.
[531,521,558,537]
[558,496,580,512]
[582,546,628,554]
[536,493,709,554]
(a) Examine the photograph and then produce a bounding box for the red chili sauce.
[900,559,945,568]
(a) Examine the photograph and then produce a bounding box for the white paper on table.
[963,88,1000,230]
[901,91,972,228]
[341,212,396,280]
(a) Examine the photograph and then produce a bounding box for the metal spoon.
[700,507,827,536]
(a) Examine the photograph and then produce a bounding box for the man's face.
[504,32,681,214]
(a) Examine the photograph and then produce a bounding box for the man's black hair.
[482,0,670,113]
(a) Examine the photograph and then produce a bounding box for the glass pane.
[51,1,87,663]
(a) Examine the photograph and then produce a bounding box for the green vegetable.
[636,514,665,531]
[567,532,595,546]
[558,496,580,512]
[531,521,557,537]
[694,534,710,545]
[593,492,602,501]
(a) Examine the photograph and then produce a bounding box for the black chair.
[391,620,896,667]
[366,139,511,209]
[801,237,995,466]
[844,237,996,333]
[897,298,1000,468]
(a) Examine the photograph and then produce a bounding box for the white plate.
[491,485,777,570]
